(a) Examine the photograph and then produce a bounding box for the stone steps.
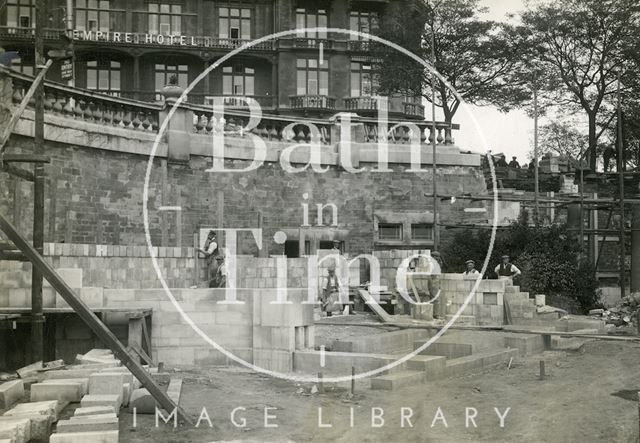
[330,329,428,354]
[370,370,426,390]
[445,348,519,377]
[293,350,407,375]
[413,339,474,359]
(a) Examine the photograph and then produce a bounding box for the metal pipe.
[617,72,625,299]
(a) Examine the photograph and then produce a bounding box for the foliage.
[516,0,640,170]
[373,0,528,124]
[441,214,599,312]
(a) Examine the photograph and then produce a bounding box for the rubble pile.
[590,292,640,330]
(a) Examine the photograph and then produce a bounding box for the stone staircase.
[294,328,546,391]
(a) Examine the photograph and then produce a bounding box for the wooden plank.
[0,59,53,156]
[128,317,143,364]
[356,289,393,323]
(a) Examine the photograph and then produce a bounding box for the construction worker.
[462,259,480,279]
[494,255,521,280]
[322,264,342,317]
[508,156,521,168]
[212,248,228,288]
[197,231,219,287]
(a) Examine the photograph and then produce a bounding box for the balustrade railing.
[1,67,457,146]
[4,68,162,133]
[289,95,336,111]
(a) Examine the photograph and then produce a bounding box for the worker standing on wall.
[462,259,480,279]
[494,255,521,281]
[197,230,219,287]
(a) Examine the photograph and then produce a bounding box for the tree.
[519,0,640,171]
[374,0,528,129]
[534,120,588,160]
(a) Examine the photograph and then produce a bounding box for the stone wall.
[1,130,486,256]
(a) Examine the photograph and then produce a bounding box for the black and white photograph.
[0,0,639,441]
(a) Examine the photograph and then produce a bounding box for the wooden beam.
[0,59,53,158]
[0,211,193,424]
[0,163,34,182]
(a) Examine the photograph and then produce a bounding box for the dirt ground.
[116,340,640,443]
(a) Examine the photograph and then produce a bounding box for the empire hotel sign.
[71,30,259,48]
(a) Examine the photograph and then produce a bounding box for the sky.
[435,0,535,162]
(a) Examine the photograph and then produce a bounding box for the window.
[75,0,110,32]
[411,224,434,241]
[349,10,379,40]
[148,3,182,35]
[378,223,402,240]
[5,0,35,29]
[295,7,327,39]
[222,65,254,96]
[218,7,251,39]
[350,62,378,96]
[296,58,328,95]
[86,60,120,95]
[155,64,188,99]
[9,57,34,76]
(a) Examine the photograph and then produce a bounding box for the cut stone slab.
[3,400,59,421]
[88,373,125,396]
[31,382,82,403]
[80,395,122,415]
[16,361,43,379]
[166,379,182,405]
[128,388,156,414]
[73,406,115,417]
[75,355,118,366]
[56,415,118,433]
[150,372,171,384]
[0,417,31,443]
[371,370,427,390]
[0,413,52,442]
[50,429,118,443]
[70,412,117,421]
[0,379,24,409]
[42,378,89,396]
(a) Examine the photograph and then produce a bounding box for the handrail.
[0,211,192,424]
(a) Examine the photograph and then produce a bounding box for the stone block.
[0,380,24,409]
[128,388,155,414]
[30,382,83,403]
[3,400,59,421]
[73,406,115,417]
[80,395,122,415]
[122,383,131,407]
[49,430,119,443]
[69,413,117,421]
[56,287,104,308]
[88,373,124,396]
[0,413,52,442]
[0,417,31,443]
[56,415,118,433]
[42,378,88,396]
[44,268,82,289]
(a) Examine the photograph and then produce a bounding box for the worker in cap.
[322,263,342,317]
[197,230,219,287]
[495,255,521,279]
[463,259,480,279]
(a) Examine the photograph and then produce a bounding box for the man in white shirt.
[494,255,521,279]
[463,259,480,279]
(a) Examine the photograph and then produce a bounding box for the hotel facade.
[1,0,425,119]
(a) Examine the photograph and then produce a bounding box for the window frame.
[377,223,403,241]
[218,6,252,40]
[222,64,255,96]
[411,223,434,241]
[147,3,183,36]
[349,10,379,41]
[295,7,328,39]
[5,0,35,29]
[296,58,329,96]
[350,61,377,97]
[86,59,121,96]
[75,0,111,32]
[154,63,188,100]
